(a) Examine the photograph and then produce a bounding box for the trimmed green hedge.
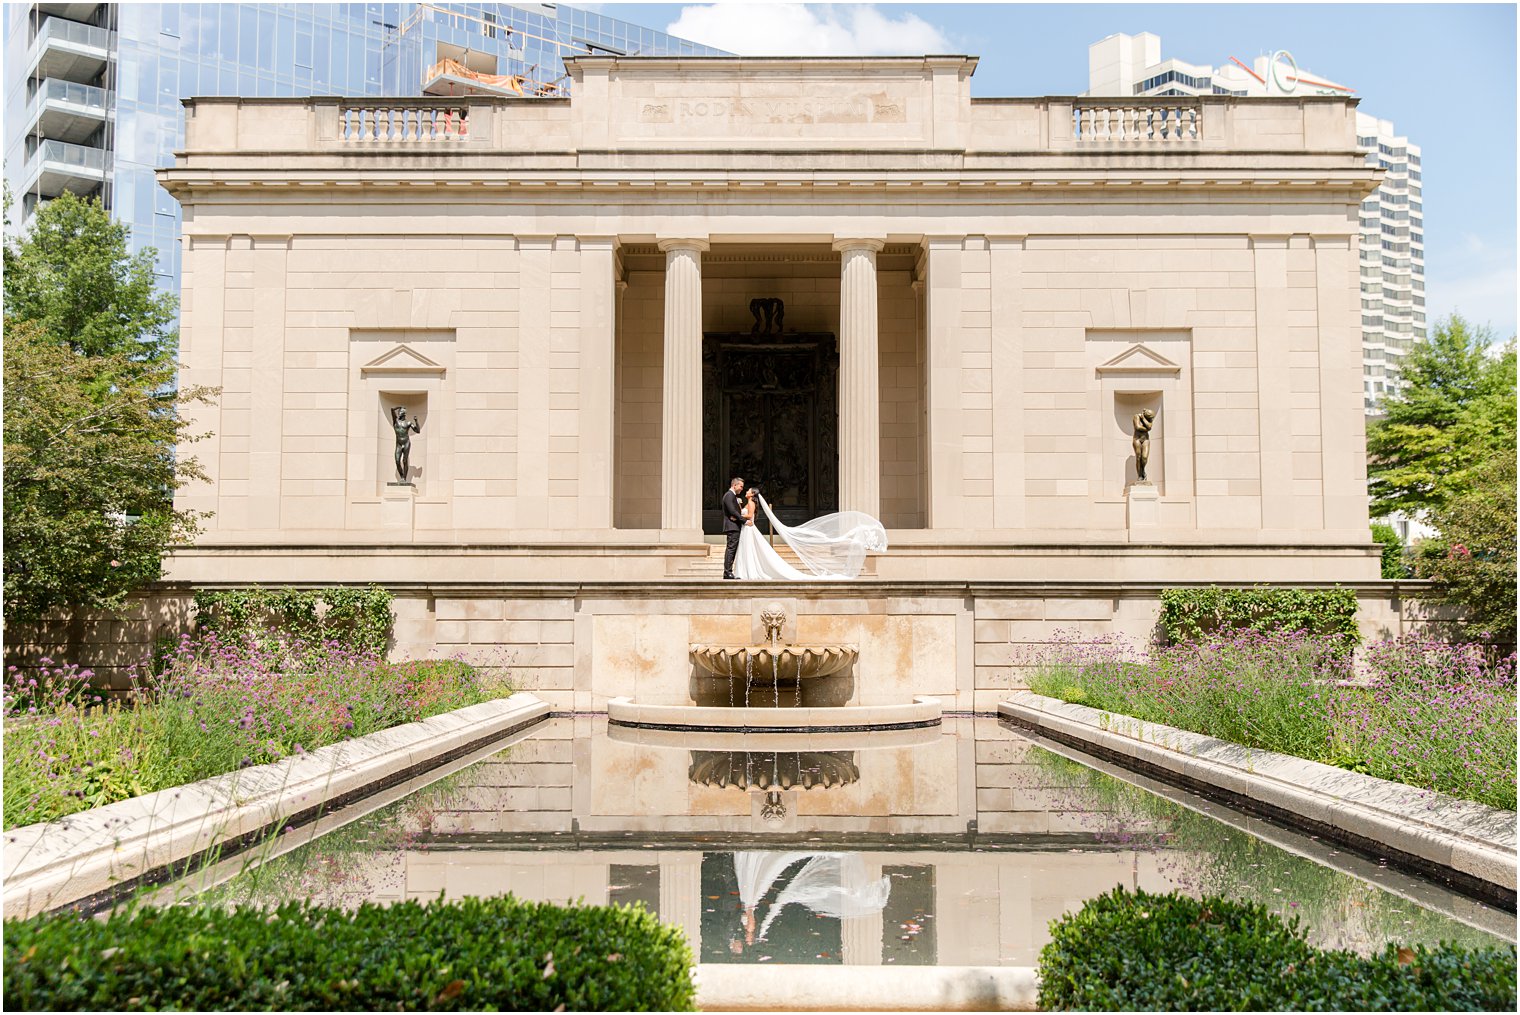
[1038,888,1516,1012]
[193,585,394,654]
[1159,586,1361,650]
[4,896,695,1012]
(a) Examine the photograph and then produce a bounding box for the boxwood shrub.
[4,895,695,1012]
[1038,888,1516,1012]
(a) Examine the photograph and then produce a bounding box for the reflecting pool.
[165,716,1512,966]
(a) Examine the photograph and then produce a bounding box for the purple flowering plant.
[1027,630,1516,811]
[3,633,504,829]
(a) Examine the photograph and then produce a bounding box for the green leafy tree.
[3,194,215,622]
[1416,456,1517,647]
[2,191,177,363]
[1369,521,1410,579]
[1367,313,1517,520]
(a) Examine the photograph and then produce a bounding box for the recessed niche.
[379,392,428,494]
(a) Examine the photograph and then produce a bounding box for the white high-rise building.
[1088,33,1425,412]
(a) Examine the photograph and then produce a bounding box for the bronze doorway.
[701,331,839,534]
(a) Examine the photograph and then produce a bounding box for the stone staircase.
[670,539,813,578]
[669,540,875,578]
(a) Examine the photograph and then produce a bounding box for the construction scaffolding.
[388,3,623,99]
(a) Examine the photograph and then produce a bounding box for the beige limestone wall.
[183,233,622,540]
[615,269,666,529]
[915,230,1369,541]
[1,596,197,691]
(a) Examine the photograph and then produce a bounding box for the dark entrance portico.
[701,328,839,534]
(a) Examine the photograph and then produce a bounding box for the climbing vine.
[1158,586,1360,651]
[193,585,393,654]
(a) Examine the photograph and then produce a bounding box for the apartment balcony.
[25,78,110,144]
[30,16,112,82]
[20,138,106,199]
[37,2,104,21]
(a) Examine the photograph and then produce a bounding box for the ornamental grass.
[2,634,501,829]
[1028,630,1517,811]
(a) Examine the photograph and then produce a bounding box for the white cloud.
[665,3,953,56]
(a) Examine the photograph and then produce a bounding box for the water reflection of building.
[220,718,1191,965]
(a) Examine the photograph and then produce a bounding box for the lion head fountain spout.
[760,602,787,644]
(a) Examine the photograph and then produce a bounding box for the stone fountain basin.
[690,644,858,680]
[606,696,942,733]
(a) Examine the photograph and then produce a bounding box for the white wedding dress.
[733,494,887,581]
[733,851,891,944]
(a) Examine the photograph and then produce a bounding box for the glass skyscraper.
[5,3,723,295]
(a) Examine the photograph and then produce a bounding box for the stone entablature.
[160,56,1382,586]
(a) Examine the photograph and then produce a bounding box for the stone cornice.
[160,169,1380,201]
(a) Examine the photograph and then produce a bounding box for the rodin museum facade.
[73,56,1417,706]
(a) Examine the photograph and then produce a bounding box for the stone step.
[671,541,847,577]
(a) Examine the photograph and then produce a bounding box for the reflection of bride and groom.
[727,852,890,956]
[720,476,888,581]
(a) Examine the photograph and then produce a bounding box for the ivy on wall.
[1158,586,1361,650]
[193,586,394,654]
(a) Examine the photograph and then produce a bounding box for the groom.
[721,475,745,580]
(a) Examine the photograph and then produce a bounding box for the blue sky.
[598,2,1518,339]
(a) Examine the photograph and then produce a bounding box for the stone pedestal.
[382,481,416,530]
[659,238,708,533]
[1126,482,1159,530]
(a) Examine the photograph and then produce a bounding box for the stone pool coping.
[999,691,1517,901]
[2,692,550,919]
[694,963,1038,1011]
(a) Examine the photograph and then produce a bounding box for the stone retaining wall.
[4,582,1456,704]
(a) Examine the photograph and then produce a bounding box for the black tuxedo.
[721,489,745,578]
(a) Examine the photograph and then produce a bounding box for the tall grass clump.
[3,634,503,829]
[1028,630,1517,811]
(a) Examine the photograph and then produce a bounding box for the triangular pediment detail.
[360,344,447,376]
[1096,343,1181,376]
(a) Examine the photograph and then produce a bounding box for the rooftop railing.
[335,101,472,143]
[1069,100,1202,143]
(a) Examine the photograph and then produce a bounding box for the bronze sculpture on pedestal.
[1132,407,1156,484]
[391,406,421,484]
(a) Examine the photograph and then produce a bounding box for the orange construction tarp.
[427,57,525,95]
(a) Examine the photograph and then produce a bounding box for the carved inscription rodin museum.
[136,56,1408,706]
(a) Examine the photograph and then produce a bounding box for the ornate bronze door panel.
[702,332,838,534]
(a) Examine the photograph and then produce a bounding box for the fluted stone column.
[658,238,708,532]
[835,238,885,516]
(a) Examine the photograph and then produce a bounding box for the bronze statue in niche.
[1132,407,1156,484]
[391,406,421,484]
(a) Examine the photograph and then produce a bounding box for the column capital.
[657,237,710,253]
[832,237,885,254]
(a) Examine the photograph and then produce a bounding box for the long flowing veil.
[757,494,887,579]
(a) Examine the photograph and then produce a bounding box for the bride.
[732,487,887,581]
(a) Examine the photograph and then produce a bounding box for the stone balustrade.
[335,102,471,143]
[1069,101,1202,143]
